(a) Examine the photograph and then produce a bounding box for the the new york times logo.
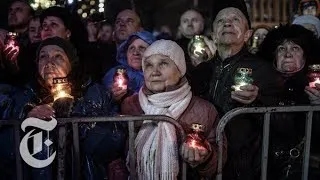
[19,117,57,168]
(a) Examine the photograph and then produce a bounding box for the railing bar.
[14,123,23,180]
[182,161,187,180]
[216,126,224,180]
[302,111,313,180]
[128,121,136,180]
[57,125,66,180]
[72,122,80,180]
[261,112,271,180]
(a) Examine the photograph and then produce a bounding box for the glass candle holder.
[308,64,320,88]
[113,68,128,90]
[188,35,210,61]
[232,68,254,91]
[51,77,73,102]
[184,123,208,151]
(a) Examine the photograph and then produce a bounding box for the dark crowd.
[0,0,320,179]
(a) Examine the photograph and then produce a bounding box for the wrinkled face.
[301,23,318,37]
[303,5,317,16]
[8,1,32,29]
[98,24,113,42]
[213,8,251,46]
[126,38,149,70]
[41,16,71,40]
[28,18,41,44]
[114,10,141,43]
[276,41,305,74]
[143,54,181,93]
[38,45,71,86]
[253,28,268,45]
[179,10,204,38]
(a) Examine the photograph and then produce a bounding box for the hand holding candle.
[181,124,211,167]
[4,32,19,62]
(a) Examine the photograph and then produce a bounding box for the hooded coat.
[102,31,155,93]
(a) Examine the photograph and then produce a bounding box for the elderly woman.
[121,40,225,179]
[258,24,320,179]
[103,31,155,102]
[0,37,126,180]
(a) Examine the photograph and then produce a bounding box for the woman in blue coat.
[103,31,155,103]
[0,37,126,180]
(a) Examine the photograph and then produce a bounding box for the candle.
[232,68,253,91]
[188,139,206,151]
[309,77,320,88]
[114,68,128,90]
[188,35,209,61]
[308,65,320,88]
[51,78,73,101]
[5,32,19,59]
[185,123,208,151]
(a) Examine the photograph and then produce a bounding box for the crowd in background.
[0,0,320,180]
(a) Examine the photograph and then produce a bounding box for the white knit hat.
[142,40,186,75]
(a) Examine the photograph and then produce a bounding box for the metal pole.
[128,121,136,180]
[261,113,271,180]
[302,111,313,180]
[72,123,80,180]
[14,123,23,180]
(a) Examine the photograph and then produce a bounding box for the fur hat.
[142,40,186,76]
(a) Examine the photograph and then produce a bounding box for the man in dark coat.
[191,1,282,180]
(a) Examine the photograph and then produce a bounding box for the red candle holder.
[4,32,19,57]
[113,68,128,90]
[185,124,209,151]
[308,64,320,88]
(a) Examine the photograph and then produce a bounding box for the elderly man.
[114,9,143,47]
[191,3,282,180]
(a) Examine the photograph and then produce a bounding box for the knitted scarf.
[135,82,192,180]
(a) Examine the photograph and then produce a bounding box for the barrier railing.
[0,115,187,180]
[216,105,320,180]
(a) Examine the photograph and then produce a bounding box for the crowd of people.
[0,0,320,179]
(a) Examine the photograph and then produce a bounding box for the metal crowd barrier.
[215,105,320,180]
[0,115,187,180]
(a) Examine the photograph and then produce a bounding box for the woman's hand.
[180,142,211,168]
[111,83,127,102]
[231,84,259,104]
[305,83,320,105]
[27,104,55,120]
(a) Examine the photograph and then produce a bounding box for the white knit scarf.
[135,82,192,180]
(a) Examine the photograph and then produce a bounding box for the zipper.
[212,63,231,100]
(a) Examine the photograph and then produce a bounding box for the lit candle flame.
[194,46,205,57]
[117,77,127,90]
[309,77,320,88]
[188,139,206,150]
[232,82,249,91]
[52,84,73,101]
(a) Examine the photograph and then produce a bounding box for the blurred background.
[0,0,302,35]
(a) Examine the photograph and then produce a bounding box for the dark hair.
[257,24,319,72]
